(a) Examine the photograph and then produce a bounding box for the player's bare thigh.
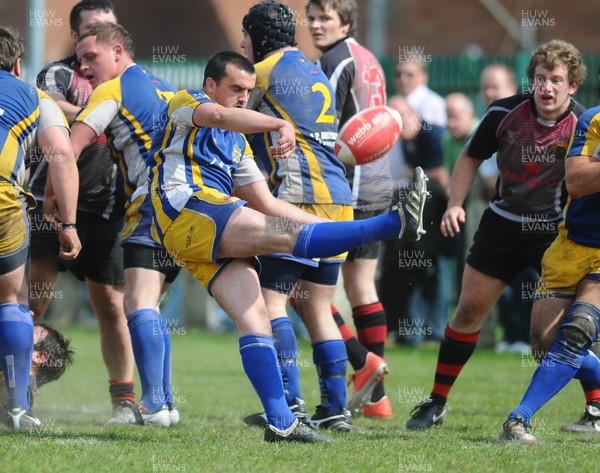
[218,206,298,258]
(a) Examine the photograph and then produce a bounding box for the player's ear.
[70,29,78,45]
[13,57,22,78]
[113,43,123,61]
[204,77,216,95]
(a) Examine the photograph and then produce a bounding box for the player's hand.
[270,122,296,159]
[440,205,465,237]
[58,228,82,260]
[42,193,60,229]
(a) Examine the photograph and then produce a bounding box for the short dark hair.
[306,0,357,37]
[34,323,75,387]
[203,51,255,87]
[70,0,116,33]
[78,22,134,59]
[0,26,26,72]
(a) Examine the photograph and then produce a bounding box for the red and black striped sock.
[353,302,387,401]
[332,304,368,371]
[430,325,479,406]
[580,381,600,406]
[109,380,136,404]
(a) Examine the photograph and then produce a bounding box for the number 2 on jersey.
[311,82,335,124]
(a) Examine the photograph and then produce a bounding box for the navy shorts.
[466,208,558,286]
[30,206,125,285]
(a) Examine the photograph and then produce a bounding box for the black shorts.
[466,208,558,286]
[122,244,181,284]
[0,245,29,275]
[346,209,384,261]
[29,206,125,285]
[258,256,340,293]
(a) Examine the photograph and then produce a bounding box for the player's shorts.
[29,204,125,284]
[259,256,341,293]
[122,243,180,284]
[346,208,384,261]
[159,190,246,294]
[0,184,29,275]
[122,193,163,249]
[535,224,600,300]
[466,208,558,286]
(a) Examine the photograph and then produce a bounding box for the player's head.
[203,51,256,109]
[394,60,428,96]
[479,63,517,106]
[76,22,134,88]
[306,0,357,51]
[445,93,475,140]
[241,2,297,64]
[387,95,420,141]
[32,323,74,387]
[526,40,586,121]
[0,26,26,76]
[70,0,117,40]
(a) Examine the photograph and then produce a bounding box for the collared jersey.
[30,54,124,219]
[563,105,600,247]
[466,94,584,222]
[246,49,352,206]
[75,63,176,201]
[0,70,67,191]
[150,89,263,225]
[317,37,392,211]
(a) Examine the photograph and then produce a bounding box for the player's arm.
[233,150,327,224]
[565,155,600,198]
[441,150,482,237]
[37,97,81,260]
[236,180,326,225]
[70,122,100,160]
[54,100,81,124]
[170,90,295,159]
[565,110,600,199]
[192,103,294,159]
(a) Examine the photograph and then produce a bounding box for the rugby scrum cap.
[242,2,297,62]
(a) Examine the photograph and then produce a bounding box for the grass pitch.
[1,326,596,473]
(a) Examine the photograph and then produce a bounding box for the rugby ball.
[334,105,402,166]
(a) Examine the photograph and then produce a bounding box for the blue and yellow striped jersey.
[246,50,352,206]
[150,89,258,224]
[75,64,176,200]
[563,105,600,247]
[0,70,67,189]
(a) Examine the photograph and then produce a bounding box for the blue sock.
[271,317,302,404]
[162,323,174,406]
[293,211,400,259]
[574,350,600,385]
[128,308,166,411]
[239,334,296,430]
[313,339,347,413]
[0,303,34,410]
[509,341,582,423]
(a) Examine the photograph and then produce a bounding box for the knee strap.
[557,302,600,352]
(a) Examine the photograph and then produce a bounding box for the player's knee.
[556,302,600,353]
[529,331,549,362]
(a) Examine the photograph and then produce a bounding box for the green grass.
[1,326,597,473]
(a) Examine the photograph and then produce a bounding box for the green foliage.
[0,327,595,473]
